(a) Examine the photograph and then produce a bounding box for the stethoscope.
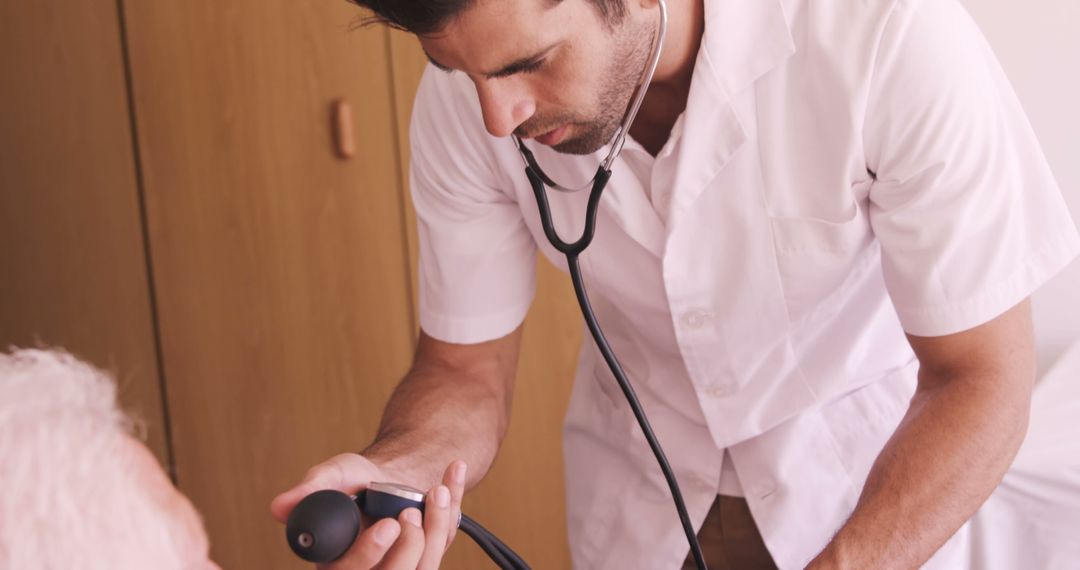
[286,0,708,568]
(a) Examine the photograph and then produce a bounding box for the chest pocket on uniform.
[768,205,876,324]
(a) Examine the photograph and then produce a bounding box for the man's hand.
[271,453,467,569]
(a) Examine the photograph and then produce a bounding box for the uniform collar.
[654,0,795,233]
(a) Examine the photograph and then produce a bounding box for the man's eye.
[519,59,545,74]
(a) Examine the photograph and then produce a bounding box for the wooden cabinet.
[0,0,169,466]
[120,1,417,567]
[2,2,581,568]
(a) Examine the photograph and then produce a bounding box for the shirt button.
[682,311,710,329]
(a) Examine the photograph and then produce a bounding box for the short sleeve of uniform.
[865,0,1080,337]
[410,67,536,344]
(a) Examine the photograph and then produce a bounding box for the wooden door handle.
[332,98,355,159]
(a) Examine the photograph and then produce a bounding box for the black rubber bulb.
[285,489,362,563]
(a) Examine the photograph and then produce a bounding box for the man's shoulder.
[763,0,956,98]
[779,0,904,22]
[411,64,498,154]
[413,66,480,129]
[781,0,958,41]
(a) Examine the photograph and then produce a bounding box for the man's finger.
[417,484,452,570]
[318,518,401,570]
[444,461,467,546]
[376,508,426,569]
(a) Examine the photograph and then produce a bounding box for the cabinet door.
[121,1,416,567]
[389,32,582,569]
[0,0,168,464]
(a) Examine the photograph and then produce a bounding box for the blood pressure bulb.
[286,484,529,569]
[285,489,361,563]
[286,483,428,563]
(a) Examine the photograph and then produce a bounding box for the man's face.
[420,0,656,155]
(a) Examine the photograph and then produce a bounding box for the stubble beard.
[549,19,657,156]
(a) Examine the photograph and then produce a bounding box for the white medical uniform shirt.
[407,0,1080,568]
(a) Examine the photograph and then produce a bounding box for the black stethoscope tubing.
[459,514,528,569]
[511,0,706,565]
[524,162,709,570]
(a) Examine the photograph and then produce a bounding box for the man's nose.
[476,81,535,138]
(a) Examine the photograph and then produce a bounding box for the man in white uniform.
[272,0,1080,568]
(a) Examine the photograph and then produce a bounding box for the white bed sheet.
[967,340,1080,568]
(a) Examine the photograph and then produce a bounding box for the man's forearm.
[362,365,511,491]
[810,372,1030,568]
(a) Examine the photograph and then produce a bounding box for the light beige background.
[960,0,1080,372]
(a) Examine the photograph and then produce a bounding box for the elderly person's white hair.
[0,348,207,569]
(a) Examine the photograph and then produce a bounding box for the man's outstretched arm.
[810,299,1035,569]
[363,326,524,490]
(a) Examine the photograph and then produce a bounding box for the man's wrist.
[810,533,873,570]
[360,443,439,490]
[806,544,845,570]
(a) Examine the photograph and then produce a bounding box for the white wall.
[959,0,1080,373]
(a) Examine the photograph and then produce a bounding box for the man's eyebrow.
[423,43,559,79]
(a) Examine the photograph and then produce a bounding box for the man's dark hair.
[349,0,627,35]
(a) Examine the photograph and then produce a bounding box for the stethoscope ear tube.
[511,0,669,193]
[526,165,610,256]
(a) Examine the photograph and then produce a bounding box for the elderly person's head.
[0,348,218,569]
